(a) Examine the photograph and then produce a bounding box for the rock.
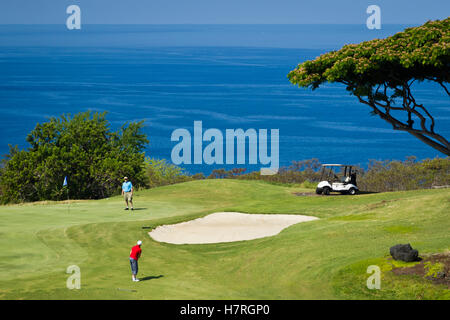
[390,243,419,262]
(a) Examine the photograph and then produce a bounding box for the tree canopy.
[288,18,450,155]
[0,111,149,203]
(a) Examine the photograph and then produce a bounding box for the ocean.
[0,24,449,174]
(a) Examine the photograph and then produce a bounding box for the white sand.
[148,212,319,244]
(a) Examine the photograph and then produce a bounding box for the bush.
[237,159,322,185]
[0,111,149,203]
[207,168,246,179]
[145,158,200,188]
[358,157,450,192]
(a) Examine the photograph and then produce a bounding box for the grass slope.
[0,179,448,299]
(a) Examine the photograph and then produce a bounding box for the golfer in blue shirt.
[122,177,134,211]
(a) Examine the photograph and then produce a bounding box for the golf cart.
[316,164,358,195]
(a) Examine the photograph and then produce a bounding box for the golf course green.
[0,179,448,299]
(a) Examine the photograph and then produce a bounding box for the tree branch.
[355,93,450,156]
[438,81,450,96]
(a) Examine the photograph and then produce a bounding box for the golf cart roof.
[321,164,353,167]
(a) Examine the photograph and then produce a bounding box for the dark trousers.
[129,258,138,275]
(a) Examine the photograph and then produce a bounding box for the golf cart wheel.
[323,187,331,195]
[348,188,357,195]
[315,188,323,195]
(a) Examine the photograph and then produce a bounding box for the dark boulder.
[390,244,419,262]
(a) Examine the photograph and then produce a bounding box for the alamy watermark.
[366,265,381,290]
[171,121,279,175]
[366,5,381,30]
[65,5,380,31]
[66,5,81,30]
[66,265,81,289]
[63,5,380,173]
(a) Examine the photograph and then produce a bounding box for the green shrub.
[236,159,322,185]
[0,111,148,203]
[145,158,203,188]
[358,157,450,192]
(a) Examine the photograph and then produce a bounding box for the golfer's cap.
[137,240,142,245]
[124,177,128,180]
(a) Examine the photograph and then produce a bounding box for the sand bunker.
[148,212,319,244]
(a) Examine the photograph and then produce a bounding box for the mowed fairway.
[0,179,449,299]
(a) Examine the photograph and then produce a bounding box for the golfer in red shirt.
[129,240,142,282]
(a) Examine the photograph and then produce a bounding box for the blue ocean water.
[0,24,449,174]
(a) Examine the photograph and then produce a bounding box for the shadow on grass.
[326,191,379,196]
[140,275,164,281]
[295,190,379,197]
